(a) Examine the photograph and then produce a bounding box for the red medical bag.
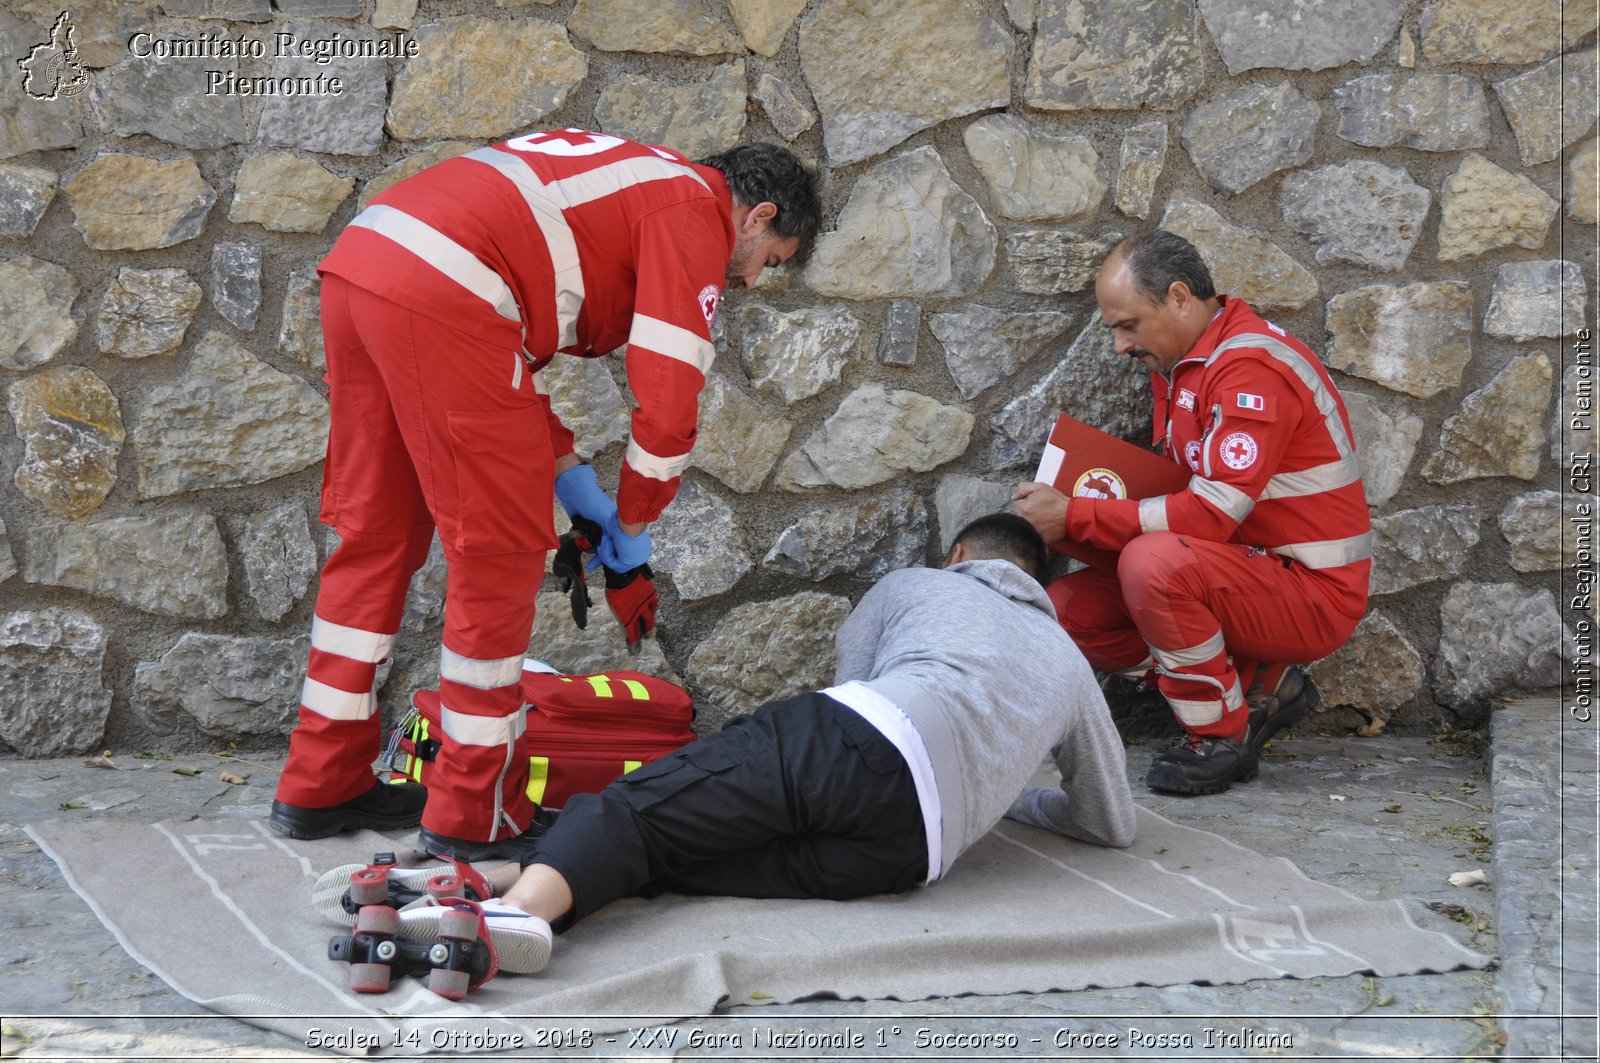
[386,663,697,809]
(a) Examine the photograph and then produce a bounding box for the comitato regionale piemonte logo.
[18,11,88,101]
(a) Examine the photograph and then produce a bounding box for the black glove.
[551,515,602,629]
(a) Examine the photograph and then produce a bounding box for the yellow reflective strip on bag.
[586,675,613,698]
[623,760,642,774]
[526,756,549,804]
[620,679,649,700]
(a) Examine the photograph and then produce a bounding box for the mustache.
[1125,348,1154,360]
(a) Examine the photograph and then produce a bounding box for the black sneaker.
[1145,735,1258,795]
[1245,667,1320,756]
[417,807,560,865]
[269,779,427,840]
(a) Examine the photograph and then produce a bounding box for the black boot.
[1245,667,1320,756]
[269,779,427,840]
[417,807,560,865]
[1145,735,1258,795]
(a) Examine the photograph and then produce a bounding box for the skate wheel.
[351,962,391,993]
[427,873,464,900]
[355,904,400,936]
[438,907,478,943]
[350,868,389,907]
[327,935,352,961]
[428,966,470,1000]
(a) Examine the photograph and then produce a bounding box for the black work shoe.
[1145,735,1258,796]
[269,779,427,840]
[1245,667,1321,756]
[418,807,560,865]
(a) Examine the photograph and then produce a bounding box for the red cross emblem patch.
[1219,431,1259,471]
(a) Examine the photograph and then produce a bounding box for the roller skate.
[328,896,499,999]
[314,851,492,925]
[399,897,553,975]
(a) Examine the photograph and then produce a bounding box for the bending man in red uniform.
[269,131,821,861]
[1013,230,1372,796]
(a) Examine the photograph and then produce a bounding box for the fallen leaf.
[1382,804,1402,814]
[1356,716,1388,738]
[219,771,248,786]
[750,991,772,1000]
[1448,869,1487,887]
[58,800,87,810]
[82,756,117,770]
[172,766,201,778]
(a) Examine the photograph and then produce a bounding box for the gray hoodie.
[833,558,1137,879]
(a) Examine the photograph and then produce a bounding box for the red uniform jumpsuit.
[1050,297,1372,738]
[274,130,733,842]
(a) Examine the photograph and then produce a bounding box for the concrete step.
[1490,696,1599,1060]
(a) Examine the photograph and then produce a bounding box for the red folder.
[1033,415,1189,570]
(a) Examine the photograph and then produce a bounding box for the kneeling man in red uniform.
[1014,230,1372,796]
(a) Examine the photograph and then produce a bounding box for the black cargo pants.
[528,691,928,927]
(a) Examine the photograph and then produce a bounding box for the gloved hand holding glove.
[549,510,657,651]
[591,512,652,573]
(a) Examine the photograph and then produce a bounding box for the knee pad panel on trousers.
[1118,532,1210,614]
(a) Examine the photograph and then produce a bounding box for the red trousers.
[275,276,557,841]
[1049,532,1360,738]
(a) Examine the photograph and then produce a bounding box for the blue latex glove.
[553,463,618,527]
[590,511,653,572]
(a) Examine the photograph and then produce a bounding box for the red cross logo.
[528,129,598,147]
[1219,431,1259,471]
[505,129,626,157]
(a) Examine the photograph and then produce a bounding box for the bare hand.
[1011,482,1069,545]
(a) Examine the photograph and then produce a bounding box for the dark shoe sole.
[1247,672,1322,756]
[1145,756,1259,796]
[269,800,427,840]
[268,782,428,840]
[416,810,557,864]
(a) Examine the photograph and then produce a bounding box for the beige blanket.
[27,806,1488,1055]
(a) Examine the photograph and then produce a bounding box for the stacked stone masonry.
[0,0,1590,753]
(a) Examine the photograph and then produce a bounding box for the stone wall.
[0,0,1592,756]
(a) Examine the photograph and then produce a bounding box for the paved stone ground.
[0,698,1587,1061]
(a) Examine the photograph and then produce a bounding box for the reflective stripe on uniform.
[440,703,526,747]
[586,675,613,698]
[440,647,525,691]
[525,755,549,804]
[463,148,584,348]
[629,314,715,376]
[1207,333,1355,459]
[1189,474,1255,523]
[348,205,520,322]
[623,759,642,773]
[1271,531,1374,569]
[620,678,650,700]
[1139,495,1169,534]
[310,615,395,664]
[1165,694,1226,726]
[300,676,377,721]
[625,436,692,482]
[548,155,709,208]
[1259,456,1363,501]
[1152,630,1227,670]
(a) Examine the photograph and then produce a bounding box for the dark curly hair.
[698,143,823,264]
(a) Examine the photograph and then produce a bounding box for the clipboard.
[1034,414,1189,570]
